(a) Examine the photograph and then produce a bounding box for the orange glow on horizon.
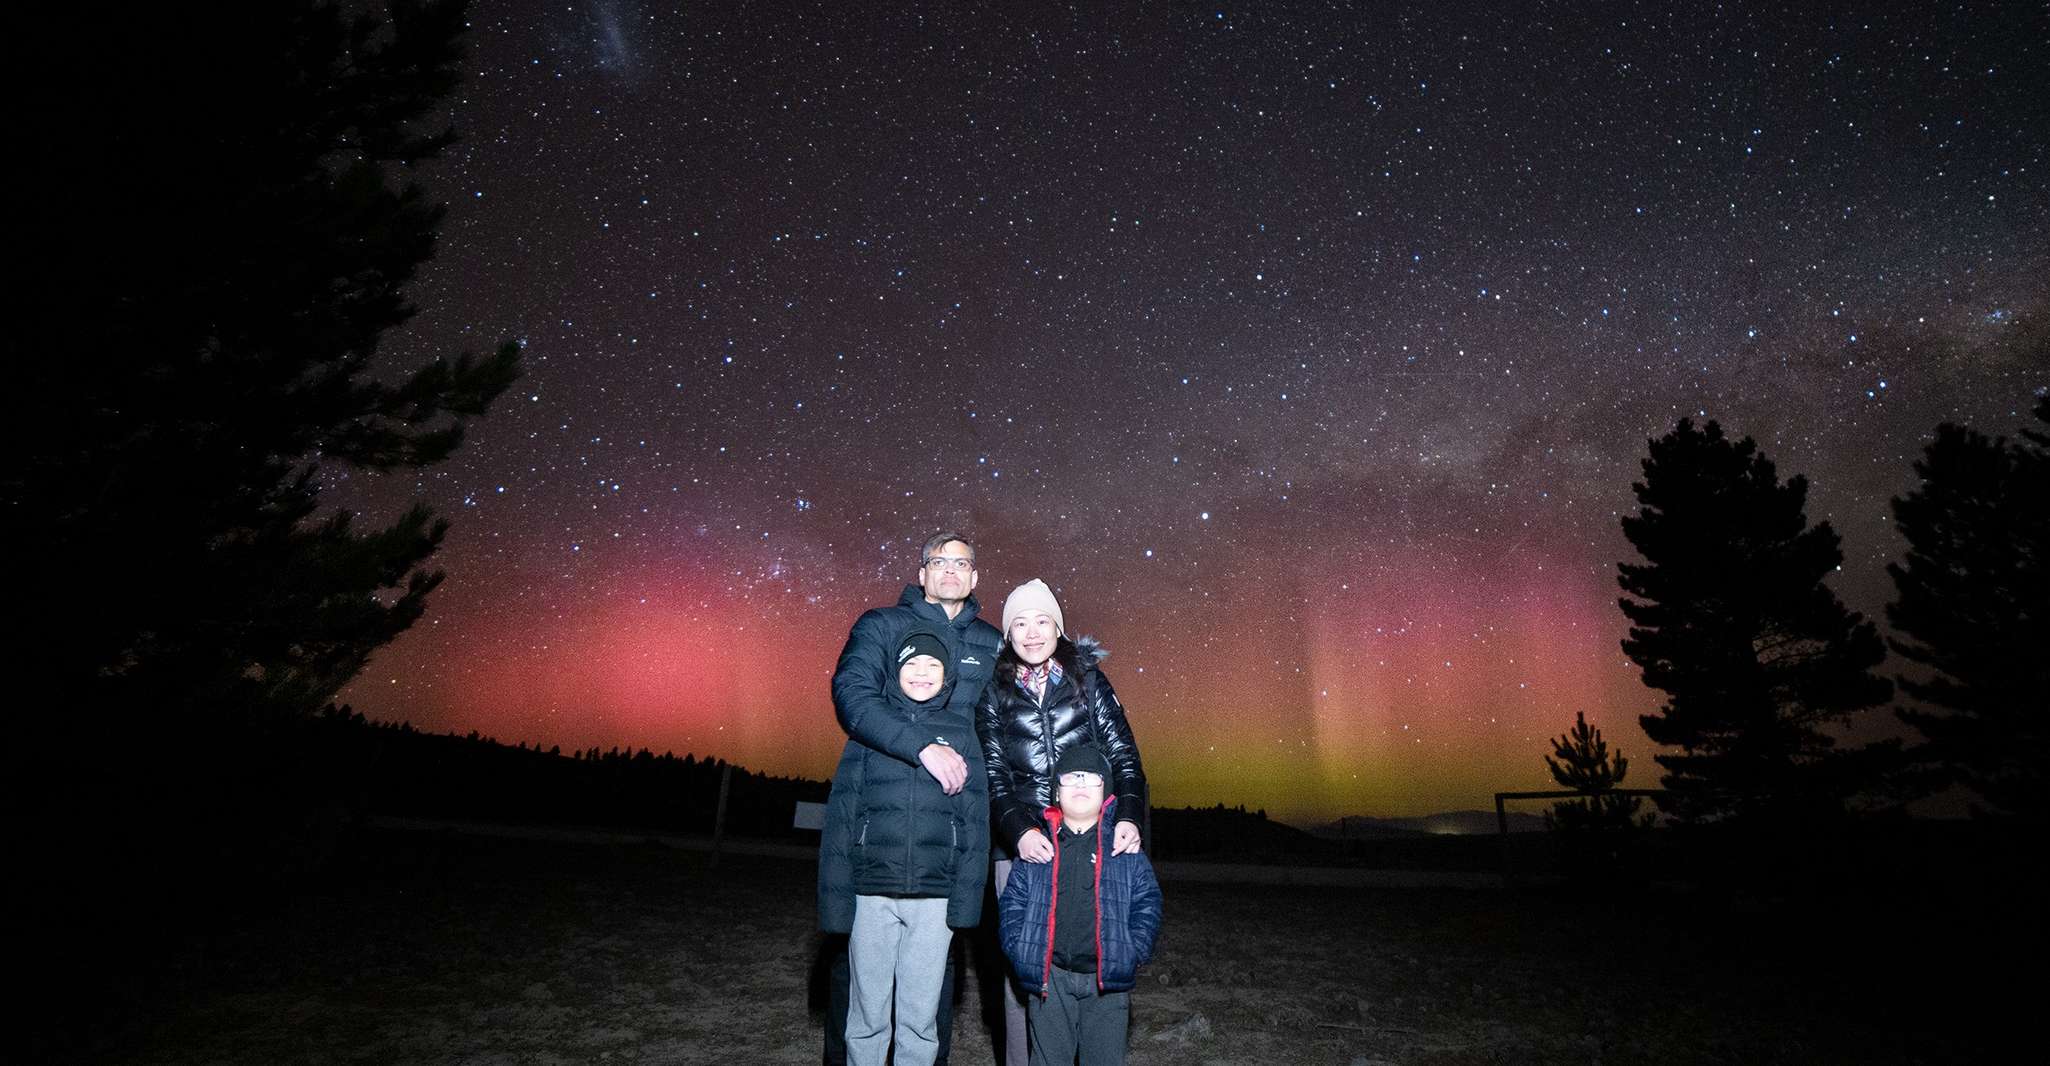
[348,557,1662,823]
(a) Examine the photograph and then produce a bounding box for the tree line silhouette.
[1538,393,2048,882]
[305,705,829,842]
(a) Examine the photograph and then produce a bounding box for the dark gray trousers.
[1025,965,1129,1066]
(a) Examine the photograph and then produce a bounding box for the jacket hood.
[888,675,957,716]
[1042,794,1116,831]
[1000,633,1108,674]
[897,583,984,625]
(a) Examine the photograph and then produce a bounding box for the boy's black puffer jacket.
[827,664,989,926]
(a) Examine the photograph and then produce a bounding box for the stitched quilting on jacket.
[976,636,1148,855]
[997,798,1164,995]
[819,591,1001,933]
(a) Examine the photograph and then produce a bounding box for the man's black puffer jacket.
[976,636,1147,854]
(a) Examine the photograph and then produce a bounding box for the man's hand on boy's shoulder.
[1112,819,1142,856]
[919,742,967,795]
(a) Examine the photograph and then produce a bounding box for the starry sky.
[332,1,2048,824]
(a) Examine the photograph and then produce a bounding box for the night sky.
[333,1,2047,823]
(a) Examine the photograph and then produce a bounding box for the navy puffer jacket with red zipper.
[997,797,1164,996]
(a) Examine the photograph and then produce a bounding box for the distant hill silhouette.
[1313,810,1549,838]
[1147,804,1336,861]
[1142,805,1565,872]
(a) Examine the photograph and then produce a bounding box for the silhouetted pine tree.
[1544,712,1649,831]
[12,16,517,1027]
[1619,420,1892,825]
[11,0,517,747]
[1544,712,1652,881]
[1888,395,2050,823]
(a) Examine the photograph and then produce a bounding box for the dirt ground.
[89,828,2016,1065]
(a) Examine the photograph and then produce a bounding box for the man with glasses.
[820,532,1003,1066]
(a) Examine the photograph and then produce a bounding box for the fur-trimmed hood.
[996,633,1108,676]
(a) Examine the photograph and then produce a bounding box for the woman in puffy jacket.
[976,578,1149,1066]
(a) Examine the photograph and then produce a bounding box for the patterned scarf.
[1015,658,1064,701]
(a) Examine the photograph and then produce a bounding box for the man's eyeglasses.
[924,556,975,572]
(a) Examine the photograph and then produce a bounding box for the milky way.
[334,1,2048,821]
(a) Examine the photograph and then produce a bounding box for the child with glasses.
[997,743,1162,1065]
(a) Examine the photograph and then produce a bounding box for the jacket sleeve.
[978,679,1040,851]
[816,749,863,933]
[1126,853,1164,967]
[1088,668,1149,832]
[948,760,990,928]
[831,609,925,766]
[997,856,1035,983]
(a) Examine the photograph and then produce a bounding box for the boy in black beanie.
[997,743,1162,1065]
[822,625,989,1066]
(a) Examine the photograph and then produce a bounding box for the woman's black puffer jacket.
[976,636,1147,854]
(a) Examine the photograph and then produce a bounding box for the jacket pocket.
[938,818,959,880]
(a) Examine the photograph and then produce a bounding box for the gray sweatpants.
[1027,965,1130,1065]
[846,895,954,1066]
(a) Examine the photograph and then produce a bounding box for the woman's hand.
[1112,819,1143,855]
[1017,828,1056,863]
